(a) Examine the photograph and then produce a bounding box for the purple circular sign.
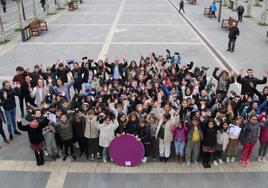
[109,134,145,167]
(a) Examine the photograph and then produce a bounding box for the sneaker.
[164,157,169,163]
[186,161,190,166]
[72,154,76,160]
[241,160,245,167]
[245,159,250,165]
[63,155,68,161]
[74,142,79,149]
[4,139,10,144]
[213,160,218,166]
[14,130,21,135]
[231,157,236,163]
[194,161,198,165]
[103,159,107,163]
[218,159,224,164]
[262,157,266,163]
[142,157,147,163]
[226,157,230,163]
[9,135,14,141]
[257,156,262,162]
[44,150,49,157]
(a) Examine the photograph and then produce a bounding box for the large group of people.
[0,49,267,168]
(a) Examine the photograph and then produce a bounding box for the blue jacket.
[210,3,217,12]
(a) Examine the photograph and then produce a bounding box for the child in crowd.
[94,115,119,163]
[171,120,188,163]
[185,117,203,165]
[137,119,151,163]
[258,109,268,162]
[215,121,229,164]
[17,116,49,166]
[42,123,58,160]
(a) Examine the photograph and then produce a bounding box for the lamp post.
[218,0,223,22]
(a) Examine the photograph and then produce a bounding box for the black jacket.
[105,61,128,79]
[0,88,20,110]
[17,118,49,144]
[138,126,151,144]
[228,27,240,40]
[237,75,267,96]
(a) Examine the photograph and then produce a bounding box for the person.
[51,114,76,161]
[171,121,188,162]
[241,114,268,167]
[202,119,218,168]
[1,0,6,13]
[94,115,119,163]
[225,116,244,163]
[185,116,203,165]
[236,5,245,22]
[137,119,151,163]
[30,78,50,107]
[0,81,22,141]
[257,110,268,162]
[215,121,229,164]
[42,122,58,160]
[213,68,235,97]
[179,0,185,13]
[84,110,100,160]
[0,107,9,144]
[227,22,240,52]
[237,68,267,97]
[210,1,217,18]
[17,116,49,166]
[40,0,46,11]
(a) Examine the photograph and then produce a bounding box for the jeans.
[4,108,17,135]
[0,120,7,140]
[228,39,236,52]
[102,147,108,161]
[174,140,185,157]
[238,13,243,22]
[258,141,268,157]
[89,137,99,157]
[62,139,74,156]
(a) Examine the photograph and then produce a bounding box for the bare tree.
[246,0,253,17]
[260,0,268,24]
[16,0,25,29]
[0,16,4,43]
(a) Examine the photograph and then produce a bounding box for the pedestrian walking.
[210,1,217,18]
[227,22,239,52]
[236,5,245,22]
[1,0,6,13]
[179,0,185,13]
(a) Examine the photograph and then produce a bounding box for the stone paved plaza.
[0,0,268,187]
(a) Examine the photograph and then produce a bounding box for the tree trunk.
[255,0,260,6]
[33,0,38,18]
[260,0,268,24]
[223,0,228,6]
[246,0,253,17]
[233,0,239,10]
[16,0,25,29]
[0,16,5,43]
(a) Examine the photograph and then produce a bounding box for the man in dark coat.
[227,22,240,52]
[105,57,128,81]
[237,68,267,97]
[236,5,245,22]
[1,0,6,13]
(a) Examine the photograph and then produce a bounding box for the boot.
[176,156,180,162]
[180,156,184,163]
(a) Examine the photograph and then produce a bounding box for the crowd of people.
[0,49,267,168]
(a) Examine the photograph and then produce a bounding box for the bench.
[221,17,238,29]
[68,1,79,11]
[29,19,48,36]
[189,0,197,5]
[204,8,211,17]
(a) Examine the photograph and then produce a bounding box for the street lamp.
[218,0,223,22]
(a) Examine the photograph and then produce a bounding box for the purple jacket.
[171,125,188,142]
[259,121,268,143]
